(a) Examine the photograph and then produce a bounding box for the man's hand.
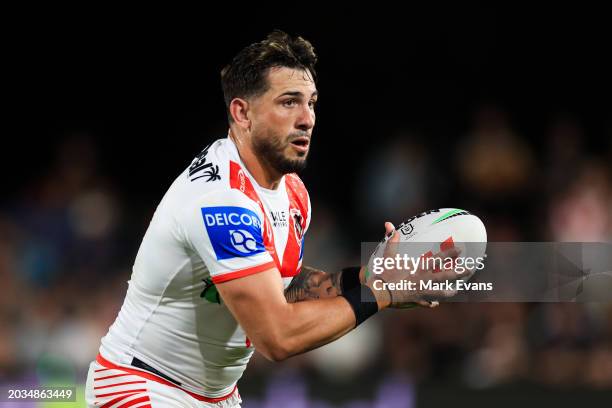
[365,221,468,309]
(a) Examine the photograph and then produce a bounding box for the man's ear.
[229,98,251,131]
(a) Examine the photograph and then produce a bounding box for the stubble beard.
[251,129,308,175]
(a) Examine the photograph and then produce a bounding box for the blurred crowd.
[1,104,611,406]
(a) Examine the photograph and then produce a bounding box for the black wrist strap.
[341,284,379,327]
[341,266,361,292]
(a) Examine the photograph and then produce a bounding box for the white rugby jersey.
[98,137,311,398]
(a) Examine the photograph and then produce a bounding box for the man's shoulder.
[161,139,252,213]
[186,139,230,185]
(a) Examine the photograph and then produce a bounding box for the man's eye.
[283,99,297,107]
[309,100,317,108]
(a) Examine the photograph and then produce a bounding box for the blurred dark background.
[1,6,611,407]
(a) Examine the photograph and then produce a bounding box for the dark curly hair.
[221,30,317,122]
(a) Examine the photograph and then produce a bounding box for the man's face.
[249,66,317,175]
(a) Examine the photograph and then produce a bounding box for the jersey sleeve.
[179,189,275,284]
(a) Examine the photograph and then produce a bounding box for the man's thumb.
[384,221,396,237]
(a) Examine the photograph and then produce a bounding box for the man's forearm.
[276,296,358,359]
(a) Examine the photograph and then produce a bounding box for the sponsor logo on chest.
[269,210,288,228]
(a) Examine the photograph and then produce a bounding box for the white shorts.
[85,355,241,408]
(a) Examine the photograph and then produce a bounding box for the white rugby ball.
[397,208,486,243]
[370,208,487,273]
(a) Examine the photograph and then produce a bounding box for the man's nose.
[295,105,315,131]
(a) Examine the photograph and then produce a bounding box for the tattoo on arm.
[284,266,343,303]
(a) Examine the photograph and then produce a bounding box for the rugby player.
[85,30,459,407]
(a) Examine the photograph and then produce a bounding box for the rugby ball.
[369,208,487,274]
[397,208,486,244]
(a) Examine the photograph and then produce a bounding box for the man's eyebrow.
[278,91,319,98]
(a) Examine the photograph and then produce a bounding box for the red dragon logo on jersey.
[290,208,304,246]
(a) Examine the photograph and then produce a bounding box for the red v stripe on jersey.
[229,161,281,270]
[229,161,309,278]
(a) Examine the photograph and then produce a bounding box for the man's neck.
[229,129,282,190]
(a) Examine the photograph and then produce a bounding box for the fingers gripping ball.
[368,208,487,308]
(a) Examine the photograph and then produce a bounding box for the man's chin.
[289,159,308,173]
[282,148,308,166]
[278,156,307,174]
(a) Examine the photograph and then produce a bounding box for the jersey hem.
[95,353,237,402]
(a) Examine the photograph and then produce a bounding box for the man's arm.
[215,267,369,362]
[215,224,461,363]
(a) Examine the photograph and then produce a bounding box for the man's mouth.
[289,136,310,153]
